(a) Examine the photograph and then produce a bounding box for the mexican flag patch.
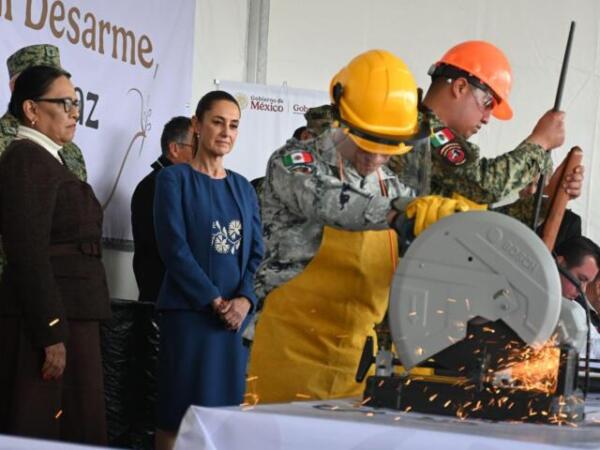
[430,128,455,148]
[282,151,314,167]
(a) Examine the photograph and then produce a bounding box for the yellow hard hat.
[330,49,427,155]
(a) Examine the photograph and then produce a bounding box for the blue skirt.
[156,310,249,431]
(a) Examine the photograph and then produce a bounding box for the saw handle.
[355,336,374,382]
[541,146,583,250]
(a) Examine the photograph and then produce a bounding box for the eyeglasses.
[176,142,194,149]
[468,84,497,112]
[34,97,80,113]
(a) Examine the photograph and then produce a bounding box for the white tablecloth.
[0,434,111,449]
[175,396,600,450]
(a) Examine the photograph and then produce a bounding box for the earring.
[31,119,36,126]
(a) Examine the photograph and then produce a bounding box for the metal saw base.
[363,375,585,424]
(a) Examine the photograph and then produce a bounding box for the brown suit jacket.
[0,139,110,348]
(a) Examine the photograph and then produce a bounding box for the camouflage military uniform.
[0,44,88,274]
[495,195,548,229]
[389,108,552,222]
[304,104,334,136]
[254,128,414,306]
[251,104,336,204]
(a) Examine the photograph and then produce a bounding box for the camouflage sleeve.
[0,115,21,277]
[267,149,396,230]
[496,195,550,227]
[60,142,87,182]
[0,112,19,156]
[434,139,551,204]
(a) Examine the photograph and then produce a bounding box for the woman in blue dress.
[153,91,264,449]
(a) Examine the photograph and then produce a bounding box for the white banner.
[0,0,195,241]
[219,80,329,182]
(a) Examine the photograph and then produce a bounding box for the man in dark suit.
[131,116,193,302]
[551,209,582,249]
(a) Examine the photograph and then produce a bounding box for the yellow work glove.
[406,195,472,236]
[451,193,488,211]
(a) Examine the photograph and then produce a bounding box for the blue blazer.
[153,164,264,311]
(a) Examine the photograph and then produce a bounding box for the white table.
[0,434,111,449]
[175,396,600,450]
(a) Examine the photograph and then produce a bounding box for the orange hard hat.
[430,40,513,120]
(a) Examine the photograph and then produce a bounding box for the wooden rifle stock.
[543,150,575,200]
[541,146,583,250]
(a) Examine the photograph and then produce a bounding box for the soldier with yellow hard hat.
[246,49,479,403]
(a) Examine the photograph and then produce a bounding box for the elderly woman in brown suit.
[0,65,110,445]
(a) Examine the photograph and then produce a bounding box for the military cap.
[304,104,335,135]
[7,44,63,79]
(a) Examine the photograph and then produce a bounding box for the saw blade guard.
[389,211,562,369]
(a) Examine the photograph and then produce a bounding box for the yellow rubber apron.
[247,223,397,404]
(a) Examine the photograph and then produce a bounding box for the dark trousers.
[0,317,107,445]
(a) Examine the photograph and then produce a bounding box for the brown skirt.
[0,317,107,445]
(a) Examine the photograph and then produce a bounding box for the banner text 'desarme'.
[1,0,155,70]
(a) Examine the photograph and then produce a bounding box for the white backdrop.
[266,0,600,244]
[0,0,195,241]
[219,80,329,181]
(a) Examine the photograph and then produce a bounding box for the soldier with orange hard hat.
[245,49,481,403]
[389,40,583,221]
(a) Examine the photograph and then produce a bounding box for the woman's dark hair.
[8,65,70,122]
[195,90,240,120]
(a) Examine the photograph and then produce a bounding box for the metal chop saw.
[356,211,587,423]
